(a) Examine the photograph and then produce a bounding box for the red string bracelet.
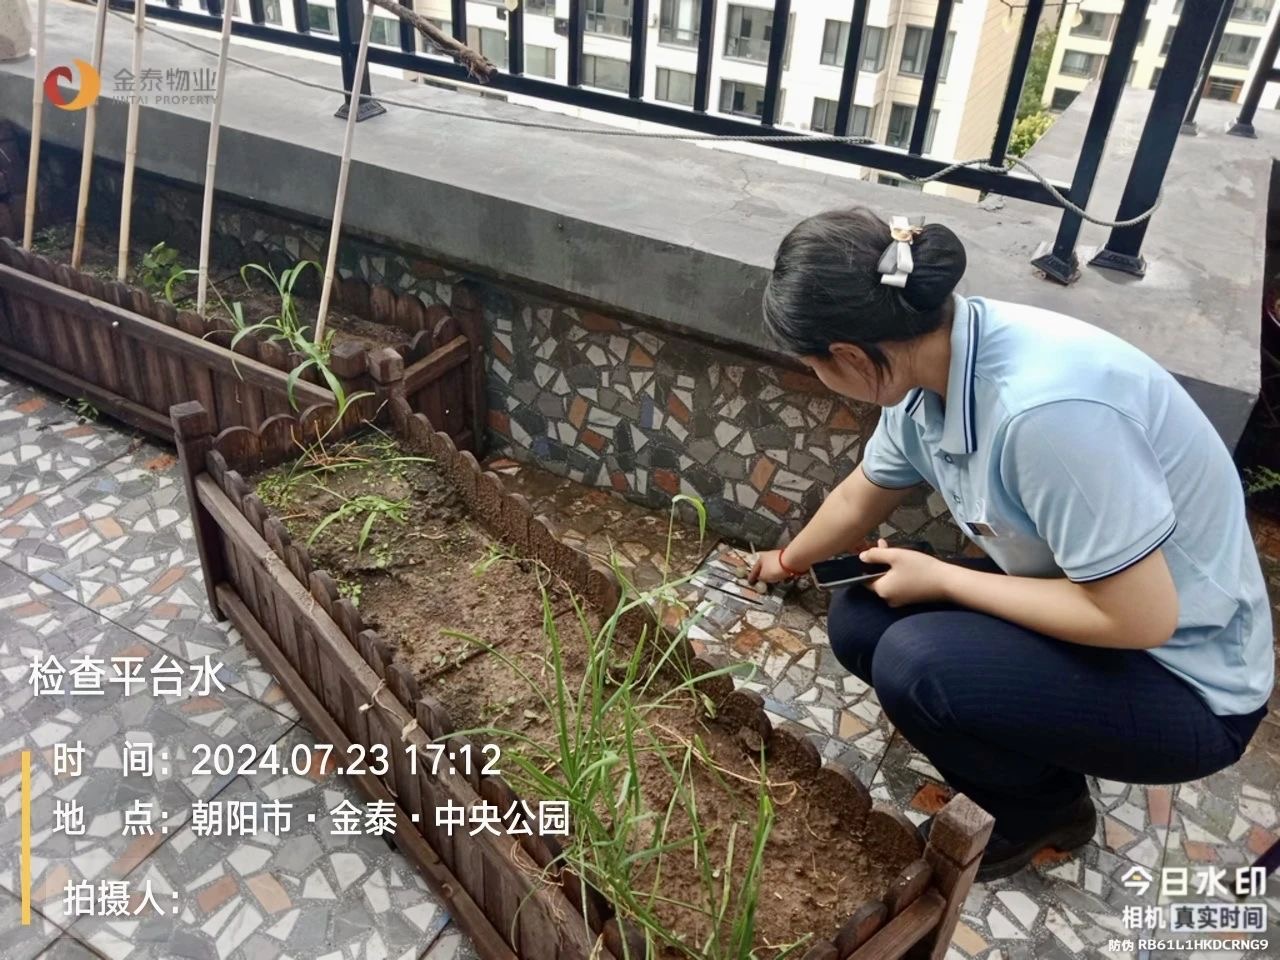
[777,547,804,579]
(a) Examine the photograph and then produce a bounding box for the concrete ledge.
[0,0,1270,444]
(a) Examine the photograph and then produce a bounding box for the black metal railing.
[1229,3,1280,137]
[114,0,1238,283]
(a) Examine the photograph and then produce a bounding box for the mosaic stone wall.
[52,145,962,549]
[479,287,949,546]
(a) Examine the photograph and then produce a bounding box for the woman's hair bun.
[900,222,966,313]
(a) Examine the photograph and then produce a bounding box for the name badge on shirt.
[962,498,999,538]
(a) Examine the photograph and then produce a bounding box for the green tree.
[1009,111,1055,158]
[1017,29,1057,119]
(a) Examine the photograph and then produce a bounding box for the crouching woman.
[749,207,1272,879]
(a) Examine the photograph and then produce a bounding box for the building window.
[1138,18,1149,45]
[1216,33,1260,67]
[810,98,872,136]
[586,0,632,39]
[260,0,282,24]
[306,2,334,34]
[583,54,629,91]
[369,15,399,47]
[886,103,938,153]
[877,174,924,192]
[423,17,450,45]
[1205,76,1245,100]
[1149,67,1163,89]
[1206,76,1245,100]
[1230,0,1273,23]
[1161,26,1176,57]
[886,103,910,147]
[1060,49,1102,78]
[1049,87,1079,111]
[1071,11,1116,41]
[821,19,848,66]
[720,79,767,118]
[660,0,699,46]
[656,67,696,105]
[850,103,873,137]
[526,44,555,78]
[860,26,889,71]
[820,22,889,73]
[724,4,775,62]
[811,97,837,133]
[468,26,508,69]
[526,0,556,15]
[899,26,955,81]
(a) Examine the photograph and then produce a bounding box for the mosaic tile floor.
[1,370,1277,959]
[0,373,462,959]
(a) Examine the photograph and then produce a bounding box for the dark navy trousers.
[827,558,1267,842]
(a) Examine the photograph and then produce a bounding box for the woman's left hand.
[859,539,953,607]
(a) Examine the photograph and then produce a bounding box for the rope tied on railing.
[108,10,1163,233]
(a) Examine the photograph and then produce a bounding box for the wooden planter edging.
[328,274,487,453]
[174,396,994,960]
[0,123,485,449]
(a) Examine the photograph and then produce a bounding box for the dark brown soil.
[256,435,557,689]
[31,222,191,291]
[29,222,408,353]
[206,285,410,354]
[255,435,913,957]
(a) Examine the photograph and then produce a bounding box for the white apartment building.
[1042,0,1278,114]
[164,1,1029,198]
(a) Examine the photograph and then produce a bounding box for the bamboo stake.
[116,0,146,282]
[313,1,375,346]
[196,0,237,316]
[71,0,110,269]
[23,0,48,249]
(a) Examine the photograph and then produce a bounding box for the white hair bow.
[878,215,925,289]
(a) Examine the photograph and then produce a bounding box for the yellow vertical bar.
[20,750,31,925]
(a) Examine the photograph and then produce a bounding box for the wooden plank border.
[0,261,334,407]
[196,468,570,959]
[173,383,991,960]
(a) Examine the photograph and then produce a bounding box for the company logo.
[44,60,101,111]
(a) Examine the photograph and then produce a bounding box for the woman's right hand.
[748,549,802,585]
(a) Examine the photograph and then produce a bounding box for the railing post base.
[1030,242,1079,286]
[335,96,387,122]
[1089,246,1147,278]
[1227,119,1258,138]
[1180,120,1198,136]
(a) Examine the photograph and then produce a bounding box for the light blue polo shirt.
[862,294,1273,717]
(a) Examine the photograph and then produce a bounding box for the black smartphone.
[809,554,891,590]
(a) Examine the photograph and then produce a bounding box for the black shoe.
[975,796,1097,881]
[914,796,1097,882]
